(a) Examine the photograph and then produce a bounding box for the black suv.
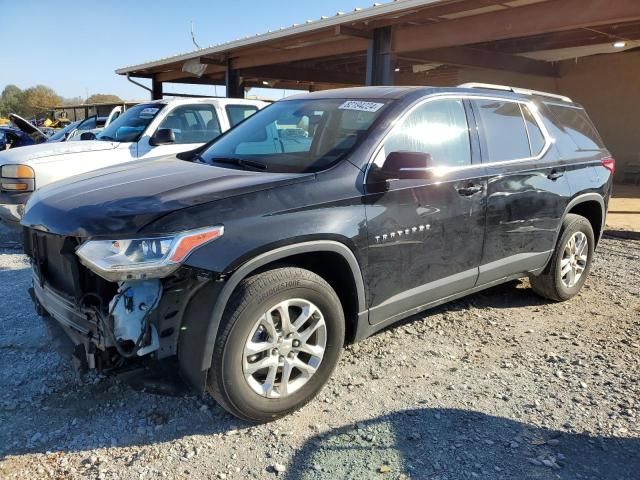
[21,85,613,422]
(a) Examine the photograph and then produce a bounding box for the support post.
[365,27,394,86]
[151,76,163,100]
[225,60,245,98]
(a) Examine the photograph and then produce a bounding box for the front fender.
[177,240,367,390]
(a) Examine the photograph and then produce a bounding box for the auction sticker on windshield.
[339,101,385,112]
[140,107,160,117]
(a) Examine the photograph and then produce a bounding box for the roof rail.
[458,82,573,103]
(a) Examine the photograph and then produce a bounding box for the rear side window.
[158,104,221,144]
[545,104,603,151]
[381,98,472,168]
[226,105,259,127]
[473,100,530,162]
[521,105,546,155]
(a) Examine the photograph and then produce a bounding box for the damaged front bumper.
[30,269,211,376]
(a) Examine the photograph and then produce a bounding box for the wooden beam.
[393,0,640,53]
[161,76,224,85]
[240,65,363,85]
[155,64,225,83]
[231,38,369,69]
[476,21,640,54]
[365,0,503,29]
[155,70,191,82]
[334,25,372,39]
[199,56,226,66]
[401,46,559,77]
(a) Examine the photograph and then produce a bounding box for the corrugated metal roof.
[115,0,445,75]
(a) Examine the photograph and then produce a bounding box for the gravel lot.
[0,223,638,480]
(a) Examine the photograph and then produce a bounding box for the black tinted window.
[474,100,530,162]
[226,105,259,127]
[546,104,603,151]
[521,105,546,155]
[382,98,471,168]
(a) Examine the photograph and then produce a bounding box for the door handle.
[547,170,565,181]
[456,184,483,196]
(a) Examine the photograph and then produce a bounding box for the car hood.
[0,140,119,165]
[8,114,48,143]
[21,157,313,237]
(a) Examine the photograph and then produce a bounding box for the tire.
[207,267,345,422]
[530,213,595,302]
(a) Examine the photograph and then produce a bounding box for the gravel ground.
[0,223,638,480]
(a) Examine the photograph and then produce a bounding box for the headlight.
[1,164,35,192]
[76,226,224,282]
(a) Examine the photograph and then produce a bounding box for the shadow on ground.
[286,408,640,480]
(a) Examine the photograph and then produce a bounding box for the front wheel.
[207,267,345,422]
[530,213,595,301]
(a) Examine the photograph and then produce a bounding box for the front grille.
[24,229,116,302]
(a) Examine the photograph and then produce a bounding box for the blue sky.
[1,0,387,101]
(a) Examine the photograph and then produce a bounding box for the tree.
[86,94,123,104]
[63,96,84,106]
[21,85,63,118]
[0,85,24,116]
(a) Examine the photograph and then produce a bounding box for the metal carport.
[116,0,640,179]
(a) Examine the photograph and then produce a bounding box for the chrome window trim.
[364,93,554,180]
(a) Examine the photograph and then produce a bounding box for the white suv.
[0,97,267,226]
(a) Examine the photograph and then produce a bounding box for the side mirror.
[150,128,176,146]
[79,131,96,141]
[374,151,433,181]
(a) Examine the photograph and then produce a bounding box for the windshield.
[46,121,80,142]
[96,103,164,142]
[199,99,390,173]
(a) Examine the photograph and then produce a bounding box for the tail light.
[601,157,615,175]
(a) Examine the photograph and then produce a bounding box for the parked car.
[0,114,49,149]
[44,120,83,143]
[21,85,613,422]
[64,106,124,142]
[0,124,38,150]
[0,98,266,226]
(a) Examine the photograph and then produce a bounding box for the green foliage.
[0,86,123,119]
[0,85,24,117]
[21,85,63,118]
[86,94,123,104]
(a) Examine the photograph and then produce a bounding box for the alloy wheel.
[242,299,327,399]
[560,231,589,288]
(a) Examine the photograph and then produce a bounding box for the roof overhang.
[116,0,640,91]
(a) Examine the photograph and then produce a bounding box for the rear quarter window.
[545,103,604,151]
[226,105,259,127]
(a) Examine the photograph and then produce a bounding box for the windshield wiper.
[98,135,115,141]
[210,157,267,171]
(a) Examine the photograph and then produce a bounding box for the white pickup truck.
[0,97,267,226]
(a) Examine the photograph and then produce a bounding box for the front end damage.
[24,229,219,385]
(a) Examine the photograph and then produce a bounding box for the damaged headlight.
[76,226,224,281]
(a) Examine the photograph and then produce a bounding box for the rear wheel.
[207,267,344,422]
[530,213,595,301]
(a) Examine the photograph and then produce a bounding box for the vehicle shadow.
[604,229,640,241]
[380,279,549,337]
[285,407,640,480]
